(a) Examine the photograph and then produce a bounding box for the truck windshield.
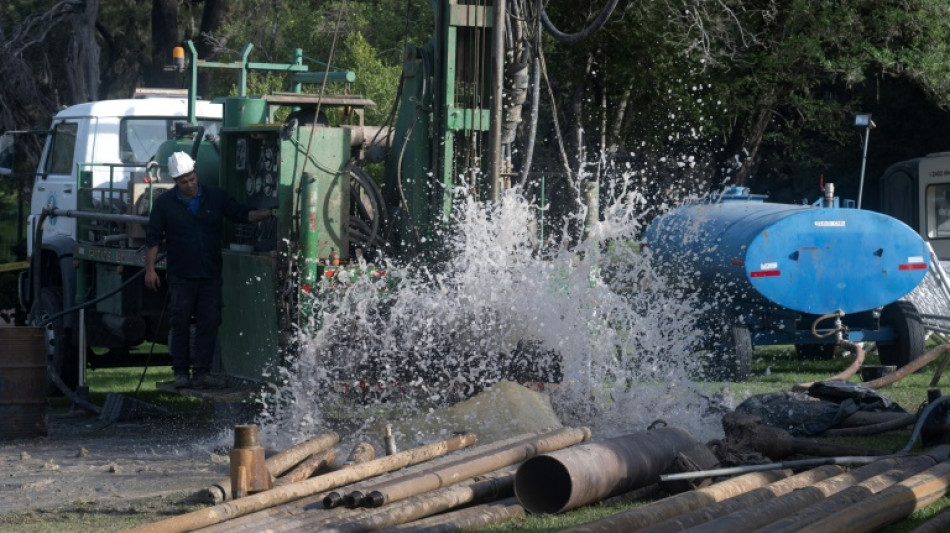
[119,118,221,164]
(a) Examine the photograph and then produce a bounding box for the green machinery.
[25,0,584,396]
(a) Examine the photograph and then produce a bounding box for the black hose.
[541,0,620,43]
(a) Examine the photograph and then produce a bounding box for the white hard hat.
[167,151,195,179]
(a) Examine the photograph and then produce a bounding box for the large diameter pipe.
[364,426,592,508]
[514,426,700,514]
[800,460,950,533]
[127,432,476,533]
[565,466,835,533]
[274,448,336,486]
[199,431,340,503]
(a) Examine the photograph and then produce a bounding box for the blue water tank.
[644,190,930,315]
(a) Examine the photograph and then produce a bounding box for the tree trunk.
[735,92,776,186]
[66,0,100,103]
[195,0,226,97]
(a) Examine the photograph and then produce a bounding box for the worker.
[144,151,272,389]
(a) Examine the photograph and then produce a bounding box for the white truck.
[0,95,222,393]
[880,152,950,263]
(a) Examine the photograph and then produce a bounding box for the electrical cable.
[540,0,620,43]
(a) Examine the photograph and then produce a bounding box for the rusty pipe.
[381,496,525,532]
[274,448,336,486]
[126,432,476,533]
[363,426,591,508]
[199,431,340,503]
[756,467,921,533]
[514,425,701,514]
[318,467,517,533]
[562,468,802,533]
[680,449,950,533]
[793,457,950,533]
[325,428,580,509]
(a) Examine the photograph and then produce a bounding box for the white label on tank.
[814,220,846,227]
[760,262,778,270]
[908,256,925,263]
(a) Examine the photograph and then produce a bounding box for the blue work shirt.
[145,184,253,279]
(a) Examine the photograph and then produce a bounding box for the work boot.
[193,374,227,390]
[173,374,191,389]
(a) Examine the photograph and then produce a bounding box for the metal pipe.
[325,429,559,509]
[126,432,476,533]
[274,448,336,486]
[802,460,950,533]
[562,468,800,533]
[757,467,920,533]
[514,426,700,514]
[199,432,340,503]
[487,0,506,203]
[680,450,949,533]
[48,207,149,225]
[363,426,591,508]
[382,496,525,532]
[320,466,517,533]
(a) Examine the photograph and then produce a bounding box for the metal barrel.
[0,327,48,439]
[514,426,699,514]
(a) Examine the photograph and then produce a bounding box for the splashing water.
[254,171,733,450]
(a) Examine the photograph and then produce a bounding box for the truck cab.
[9,96,222,393]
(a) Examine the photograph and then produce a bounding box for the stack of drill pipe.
[351,426,592,508]
[198,431,570,533]
[664,446,950,533]
[197,442,376,533]
[198,431,340,503]
[125,432,476,533]
[751,467,927,533]
[563,466,836,533]
[514,425,702,514]
[321,430,559,508]
[375,496,525,533]
[793,453,950,532]
[271,466,518,533]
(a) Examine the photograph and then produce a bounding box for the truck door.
[27,118,94,256]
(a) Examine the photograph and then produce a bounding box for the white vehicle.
[0,96,222,392]
[880,152,950,263]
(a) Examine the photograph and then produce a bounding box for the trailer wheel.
[701,323,752,381]
[39,287,79,396]
[877,301,926,368]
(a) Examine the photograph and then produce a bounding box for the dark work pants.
[168,275,222,378]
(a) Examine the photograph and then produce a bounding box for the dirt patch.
[0,408,235,532]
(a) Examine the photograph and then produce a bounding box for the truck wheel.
[701,322,752,381]
[877,301,926,368]
[39,287,79,396]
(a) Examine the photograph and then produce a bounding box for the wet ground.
[0,407,232,532]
